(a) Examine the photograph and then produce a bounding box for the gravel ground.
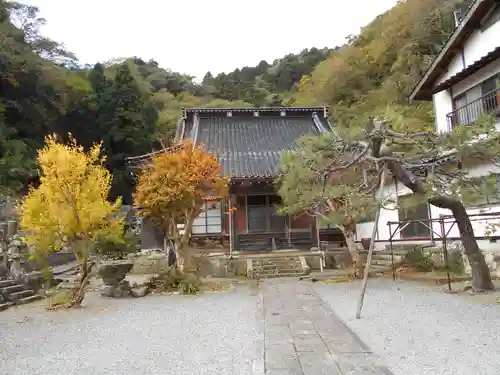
[312,279,500,375]
[0,286,264,375]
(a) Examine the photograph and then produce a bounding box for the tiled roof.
[185,114,328,179]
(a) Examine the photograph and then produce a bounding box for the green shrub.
[441,249,465,274]
[155,268,200,294]
[403,247,435,272]
[93,231,138,260]
[177,275,200,295]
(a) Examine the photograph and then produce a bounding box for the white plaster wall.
[355,181,416,250]
[462,20,500,69]
[356,162,500,251]
[432,12,500,134]
[437,18,500,85]
[429,162,500,251]
[433,89,454,133]
[452,58,500,96]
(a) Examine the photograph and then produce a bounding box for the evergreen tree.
[96,64,157,203]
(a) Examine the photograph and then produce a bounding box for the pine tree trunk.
[382,151,494,291]
[340,225,362,277]
[429,196,493,291]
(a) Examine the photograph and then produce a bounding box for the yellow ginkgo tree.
[20,134,124,307]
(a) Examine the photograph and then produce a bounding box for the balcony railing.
[446,87,500,131]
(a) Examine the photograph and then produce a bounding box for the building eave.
[182,106,328,114]
[431,46,500,94]
[410,0,495,102]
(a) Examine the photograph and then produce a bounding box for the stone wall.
[305,251,357,271]
[130,252,246,277]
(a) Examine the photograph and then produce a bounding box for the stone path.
[262,280,392,375]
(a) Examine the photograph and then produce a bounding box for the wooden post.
[315,217,324,272]
[355,168,386,319]
[228,195,233,257]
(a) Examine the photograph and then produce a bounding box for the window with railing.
[447,74,500,129]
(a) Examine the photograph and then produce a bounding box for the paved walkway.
[261,280,392,375]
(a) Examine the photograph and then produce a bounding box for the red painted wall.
[235,196,246,233]
[290,214,312,229]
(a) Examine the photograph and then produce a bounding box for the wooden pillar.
[313,217,320,249]
[230,194,237,253]
[228,195,233,256]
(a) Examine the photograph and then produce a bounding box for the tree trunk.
[381,148,493,291]
[67,259,90,307]
[340,225,362,277]
[177,213,197,275]
[428,195,493,291]
[174,243,195,274]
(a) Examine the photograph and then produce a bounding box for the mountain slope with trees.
[291,0,475,129]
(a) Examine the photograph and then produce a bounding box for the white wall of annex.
[356,162,500,251]
[431,12,500,133]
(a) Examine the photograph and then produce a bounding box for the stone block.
[0,263,8,277]
[100,285,115,297]
[22,271,45,292]
[265,350,301,372]
[298,352,342,375]
[332,353,387,375]
[131,285,149,298]
[293,334,329,353]
[98,261,134,285]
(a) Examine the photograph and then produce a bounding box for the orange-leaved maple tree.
[134,140,228,272]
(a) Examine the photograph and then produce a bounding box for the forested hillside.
[291,0,475,128]
[0,0,475,203]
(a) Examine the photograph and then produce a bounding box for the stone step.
[0,301,15,311]
[252,260,300,267]
[0,279,16,288]
[8,289,34,301]
[373,254,403,263]
[256,268,303,275]
[371,259,396,267]
[258,263,301,269]
[256,269,303,274]
[370,265,393,272]
[1,284,26,294]
[15,294,44,305]
[254,272,305,279]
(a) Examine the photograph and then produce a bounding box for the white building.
[356,0,500,253]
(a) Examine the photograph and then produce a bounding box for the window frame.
[397,199,431,240]
[191,201,223,235]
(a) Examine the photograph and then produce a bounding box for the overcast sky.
[20,0,398,80]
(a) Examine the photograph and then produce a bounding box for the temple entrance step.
[249,256,309,279]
